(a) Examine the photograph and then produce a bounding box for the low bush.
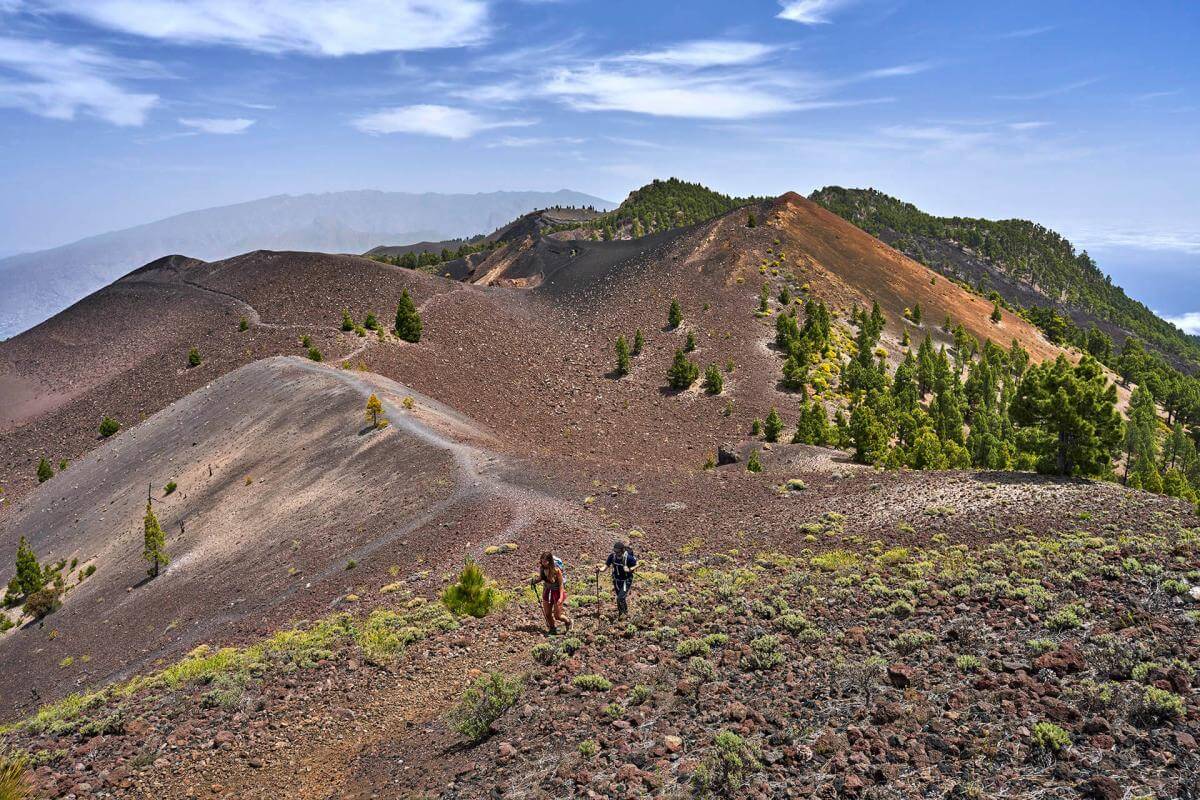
[441,559,505,618]
[1031,721,1070,754]
[693,730,762,797]
[446,671,523,743]
[573,674,612,692]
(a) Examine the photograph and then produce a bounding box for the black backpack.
[613,548,637,580]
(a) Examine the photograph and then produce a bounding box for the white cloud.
[30,0,489,56]
[621,40,776,68]
[0,36,158,125]
[998,78,1098,101]
[858,63,932,79]
[543,65,798,119]
[1000,25,1055,39]
[485,135,585,148]
[1163,312,1200,335]
[777,0,851,24]
[351,104,533,139]
[1007,120,1049,131]
[1076,229,1200,255]
[178,116,255,134]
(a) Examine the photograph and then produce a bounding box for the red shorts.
[543,585,565,607]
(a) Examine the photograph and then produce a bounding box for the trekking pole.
[595,569,601,624]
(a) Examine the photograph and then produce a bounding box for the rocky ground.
[2,460,1197,799]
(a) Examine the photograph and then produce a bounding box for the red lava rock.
[887,663,917,689]
[1033,644,1086,675]
[1081,775,1123,800]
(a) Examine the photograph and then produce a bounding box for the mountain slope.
[810,186,1200,369]
[0,189,613,340]
[1,192,1197,800]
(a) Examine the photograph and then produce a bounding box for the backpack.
[553,555,566,581]
[613,548,636,579]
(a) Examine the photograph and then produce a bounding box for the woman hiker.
[530,551,572,634]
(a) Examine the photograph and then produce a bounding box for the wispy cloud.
[178,116,255,134]
[776,0,853,25]
[351,104,533,139]
[0,36,158,125]
[1162,312,1200,335]
[997,78,1099,101]
[1008,120,1050,130]
[27,0,490,56]
[542,64,799,119]
[856,62,933,80]
[999,25,1055,39]
[485,135,585,148]
[619,40,777,68]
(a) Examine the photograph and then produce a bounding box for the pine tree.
[1011,355,1122,477]
[1123,385,1158,484]
[702,363,723,395]
[849,402,890,465]
[36,457,53,483]
[916,335,937,397]
[238,316,249,332]
[763,408,784,443]
[395,289,423,343]
[780,354,807,392]
[910,303,922,326]
[99,416,120,438]
[632,329,645,355]
[366,393,384,428]
[187,347,202,368]
[1163,422,1194,472]
[990,299,1003,324]
[667,299,683,329]
[15,536,43,597]
[684,331,697,352]
[1117,337,1145,386]
[614,336,631,377]
[666,349,699,391]
[341,309,354,331]
[364,312,380,331]
[746,212,757,228]
[143,501,169,578]
[758,286,770,314]
[746,450,762,472]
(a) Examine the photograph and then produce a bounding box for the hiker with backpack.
[597,540,638,618]
[530,551,572,634]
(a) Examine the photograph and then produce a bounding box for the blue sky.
[0,0,1197,325]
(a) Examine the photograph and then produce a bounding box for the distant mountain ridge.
[810,186,1200,370]
[0,189,613,339]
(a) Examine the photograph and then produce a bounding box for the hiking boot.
[563,618,573,632]
[548,627,557,635]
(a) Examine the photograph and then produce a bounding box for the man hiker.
[597,540,638,618]
[530,551,571,634]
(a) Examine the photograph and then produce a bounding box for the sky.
[0,0,1197,326]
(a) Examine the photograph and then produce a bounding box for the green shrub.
[446,671,523,742]
[0,751,29,800]
[746,450,762,473]
[1136,686,1184,723]
[1031,721,1070,754]
[530,642,558,666]
[955,654,981,672]
[163,481,177,496]
[187,347,202,367]
[573,674,612,692]
[676,638,711,658]
[36,458,53,483]
[741,635,784,671]
[703,633,730,648]
[628,685,652,705]
[99,416,120,438]
[1046,604,1083,631]
[441,559,505,618]
[238,316,248,331]
[895,630,936,654]
[1027,639,1057,655]
[693,730,761,797]
[22,586,61,619]
[307,346,323,362]
[578,739,598,758]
